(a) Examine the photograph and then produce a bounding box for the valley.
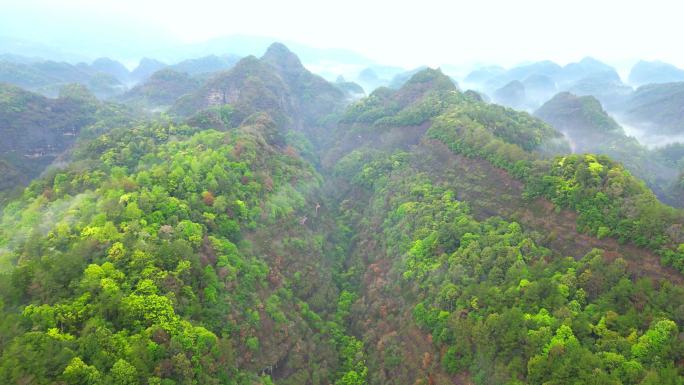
[0,42,683,385]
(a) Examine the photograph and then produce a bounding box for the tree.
[109,359,137,385]
[632,319,678,366]
[62,357,102,385]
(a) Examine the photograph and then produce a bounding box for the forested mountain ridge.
[0,58,128,99]
[0,82,138,200]
[171,43,345,151]
[0,43,683,385]
[618,82,684,135]
[535,92,684,207]
[119,69,201,110]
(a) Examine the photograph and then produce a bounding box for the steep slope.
[493,80,528,110]
[172,43,346,147]
[0,45,364,385]
[170,56,296,126]
[0,83,137,194]
[0,123,349,384]
[120,69,200,110]
[566,70,633,110]
[620,82,684,135]
[323,68,684,384]
[1,50,684,385]
[535,92,683,206]
[0,59,126,99]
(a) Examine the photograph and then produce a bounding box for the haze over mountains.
[4,34,684,190]
[1,31,684,385]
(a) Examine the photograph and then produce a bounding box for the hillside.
[119,69,201,110]
[172,43,345,146]
[536,92,621,133]
[0,46,683,385]
[620,82,684,135]
[535,92,684,207]
[0,83,138,195]
[327,68,684,384]
[0,59,127,99]
[493,80,529,110]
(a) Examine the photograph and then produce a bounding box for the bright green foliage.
[0,121,337,384]
[109,359,137,385]
[330,291,368,385]
[337,147,684,385]
[428,102,684,272]
[1,64,683,385]
[632,320,679,366]
[63,357,102,385]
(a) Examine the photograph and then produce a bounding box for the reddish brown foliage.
[202,191,215,206]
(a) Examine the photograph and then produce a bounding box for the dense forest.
[0,43,683,385]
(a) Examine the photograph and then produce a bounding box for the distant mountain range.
[463,57,632,111]
[535,91,683,206]
[3,35,684,143]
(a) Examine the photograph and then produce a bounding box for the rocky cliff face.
[0,83,136,193]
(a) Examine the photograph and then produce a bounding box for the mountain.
[326,68,684,384]
[333,77,365,100]
[172,43,345,146]
[0,36,89,63]
[620,82,684,135]
[567,70,633,110]
[0,83,136,194]
[119,68,200,110]
[493,80,529,110]
[464,58,631,110]
[0,53,41,65]
[506,60,562,81]
[536,92,683,206]
[522,73,557,103]
[0,45,684,385]
[536,92,622,134]
[556,56,617,85]
[629,60,684,86]
[0,59,126,98]
[130,58,167,83]
[90,57,130,84]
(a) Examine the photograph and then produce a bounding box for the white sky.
[2,0,683,69]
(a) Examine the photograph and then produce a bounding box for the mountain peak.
[402,68,456,91]
[536,91,621,133]
[261,42,304,74]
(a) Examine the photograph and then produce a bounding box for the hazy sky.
[2,0,683,69]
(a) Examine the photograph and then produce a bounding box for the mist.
[3,0,684,69]
[618,119,684,149]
